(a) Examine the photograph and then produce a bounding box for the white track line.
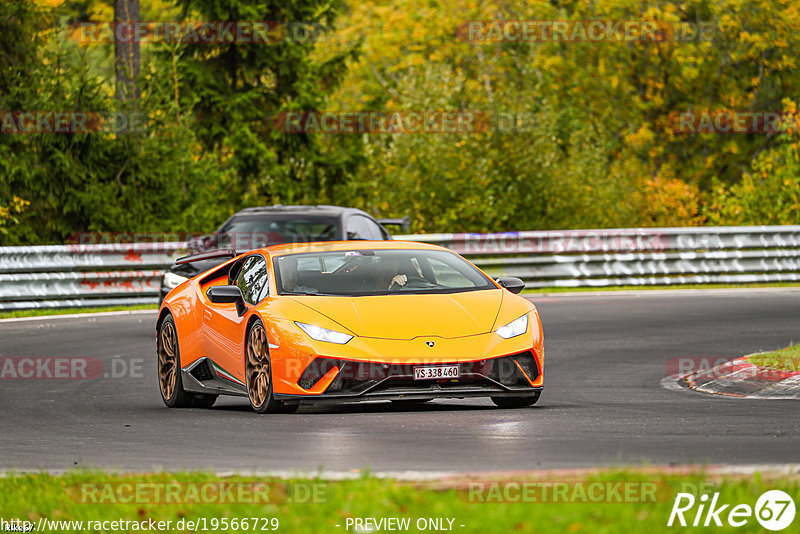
[3,465,800,480]
[0,309,157,323]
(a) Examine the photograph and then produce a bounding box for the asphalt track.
[1,289,799,473]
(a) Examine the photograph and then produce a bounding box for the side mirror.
[207,285,247,316]
[496,277,525,294]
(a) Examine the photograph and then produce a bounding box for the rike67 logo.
[668,490,796,531]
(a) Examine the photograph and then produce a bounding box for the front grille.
[297,352,539,394]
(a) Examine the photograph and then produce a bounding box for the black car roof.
[236,205,369,217]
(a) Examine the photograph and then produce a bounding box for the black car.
[159,205,408,302]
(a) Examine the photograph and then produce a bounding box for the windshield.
[214,215,338,251]
[274,249,495,296]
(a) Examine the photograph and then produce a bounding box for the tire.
[491,391,541,408]
[158,314,218,408]
[245,319,284,414]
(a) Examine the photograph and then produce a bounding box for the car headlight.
[295,322,353,344]
[495,314,528,339]
[163,271,189,289]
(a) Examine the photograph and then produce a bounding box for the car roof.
[259,240,445,256]
[235,205,371,217]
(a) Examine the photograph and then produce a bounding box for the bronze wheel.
[158,320,178,400]
[157,314,216,408]
[245,321,282,413]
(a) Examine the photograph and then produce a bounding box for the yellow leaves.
[10,196,29,212]
[91,4,113,21]
[537,55,564,71]
[641,176,702,227]
[0,196,29,231]
[464,79,482,94]
[387,54,427,72]
[624,125,654,149]
[680,65,700,82]
[718,14,740,33]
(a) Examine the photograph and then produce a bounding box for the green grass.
[749,344,800,372]
[1,469,797,533]
[0,304,157,320]
[523,282,800,294]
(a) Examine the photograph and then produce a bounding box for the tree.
[172,0,362,207]
[322,0,800,231]
[0,0,232,244]
[114,0,141,108]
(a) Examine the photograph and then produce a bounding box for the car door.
[202,254,269,381]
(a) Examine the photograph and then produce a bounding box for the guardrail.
[2,225,800,310]
[0,243,184,311]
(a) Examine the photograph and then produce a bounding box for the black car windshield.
[215,215,338,251]
[275,249,495,296]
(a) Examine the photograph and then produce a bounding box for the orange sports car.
[156,241,544,413]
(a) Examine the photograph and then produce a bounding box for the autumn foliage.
[2,0,800,242]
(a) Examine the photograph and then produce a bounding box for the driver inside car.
[374,257,410,290]
[281,257,317,294]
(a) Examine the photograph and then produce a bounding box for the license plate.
[413,365,459,380]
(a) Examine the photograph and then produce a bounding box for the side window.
[235,255,269,304]
[346,215,384,240]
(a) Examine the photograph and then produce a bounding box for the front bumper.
[274,388,543,405]
[273,351,542,405]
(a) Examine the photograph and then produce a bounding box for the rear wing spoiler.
[378,216,410,232]
[175,249,238,265]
